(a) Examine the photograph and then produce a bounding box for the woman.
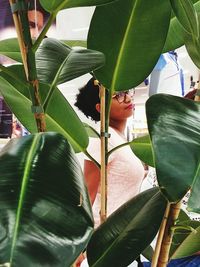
[75,77,145,226]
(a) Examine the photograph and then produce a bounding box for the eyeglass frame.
[112,89,135,103]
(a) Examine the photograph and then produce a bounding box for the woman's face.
[109,90,135,121]
[28,10,44,38]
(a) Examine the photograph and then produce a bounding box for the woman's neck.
[109,119,127,135]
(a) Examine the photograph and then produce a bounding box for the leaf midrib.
[91,191,159,267]
[10,134,41,264]
[111,0,138,92]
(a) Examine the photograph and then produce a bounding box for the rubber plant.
[0,0,112,266]
[0,0,200,267]
[86,0,200,266]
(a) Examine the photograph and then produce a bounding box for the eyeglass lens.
[115,90,135,103]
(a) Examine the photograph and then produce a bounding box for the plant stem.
[107,141,131,158]
[9,0,46,132]
[84,150,100,169]
[100,84,107,223]
[151,202,170,267]
[157,201,182,267]
[32,12,56,52]
[9,0,28,78]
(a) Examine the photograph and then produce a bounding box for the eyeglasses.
[112,89,135,103]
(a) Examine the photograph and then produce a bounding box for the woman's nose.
[124,94,133,103]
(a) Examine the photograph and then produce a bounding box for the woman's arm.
[84,159,100,204]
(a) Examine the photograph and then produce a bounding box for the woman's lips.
[125,104,135,110]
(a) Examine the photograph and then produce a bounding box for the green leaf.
[36,38,105,85]
[61,40,87,48]
[87,187,167,267]
[39,0,118,13]
[0,65,89,153]
[185,41,200,69]
[0,132,93,267]
[185,21,200,69]
[146,94,200,203]
[0,38,22,63]
[170,220,200,259]
[130,135,154,167]
[88,0,171,91]
[170,0,199,38]
[83,123,100,138]
[163,1,200,53]
[163,16,188,52]
[178,209,191,222]
[187,163,200,212]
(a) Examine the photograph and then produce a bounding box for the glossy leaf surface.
[0,65,88,152]
[87,187,167,267]
[146,94,200,206]
[170,0,199,37]
[36,38,105,85]
[130,135,154,167]
[163,16,189,52]
[39,0,118,12]
[0,38,22,63]
[0,38,87,64]
[88,0,171,91]
[163,1,200,52]
[185,18,200,69]
[0,133,93,267]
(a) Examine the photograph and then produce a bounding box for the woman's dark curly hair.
[75,77,101,121]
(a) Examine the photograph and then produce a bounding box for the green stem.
[84,150,100,169]
[107,141,131,158]
[100,85,107,223]
[151,202,171,267]
[170,225,197,234]
[157,201,182,267]
[32,12,56,52]
[32,0,75,52]
[14,0,46,132]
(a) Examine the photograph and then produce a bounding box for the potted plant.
[0,0,200,266]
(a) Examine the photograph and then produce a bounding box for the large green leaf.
[162,17,188,52]
[163,1,200,52]
[87,0,171,91]
[0,65,89,152]
[146,94,200,205]
[170,0,199,38]
[36,38,105,85]
[130,135,154,167]
[39,0,118,12]
[0,132,93,267]
[170,220,200,259]
[0,38,22,63]
[184,12,200,69]
[0,38,87,64]
[185,35,200,69]
[87,187,167,267]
